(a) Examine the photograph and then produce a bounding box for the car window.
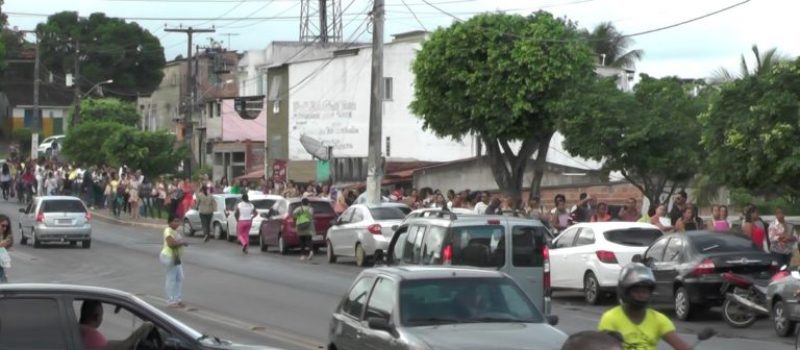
[554,228,579,248]
[276,201,288,216]
[690,233,759,254]
[342,277,375,319]
[413,225,427,263]
[41,200,87,213]
[72,299,170,345]
[0,298,69,349]
[512,226,549,267]
[369,207,406,221]
[251,199,276,210]
[421,226,447,264]
[646,237,670,262]
[351,208,365,223]
[604,228,663,247]
[402,225,420,264]
[364,278,395,322]
[396,206,412,215]
[574,228,595,246]
[664,237,685,262]
[224,198,240,211]
[391,227,409,263]
[450,225,505,268]
[338,208,354,224]
[25,201,34,214]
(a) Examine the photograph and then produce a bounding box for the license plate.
[57,219,72,225]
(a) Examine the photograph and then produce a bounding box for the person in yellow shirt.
[598,263,691,350]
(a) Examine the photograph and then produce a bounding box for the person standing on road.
[293,197,315,261]
[769,207,795,266]
[0,214,14,283]
[128,172,141,219]
[196,185,217,243]
[598,263,691,350]
[160,215,188,308]
[0,163,11,200]
[234,193,256,254]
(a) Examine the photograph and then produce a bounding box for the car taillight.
[367,224,382,234]
[487,219,500,225]
[691,258,715,276]
[595,250,618,264]
[542,245,551,297]
[85,212,92,221]
[442,244,453,265]
[36,212,44,223]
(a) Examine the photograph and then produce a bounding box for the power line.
[623,0,750,38]
[401,0,429,32]
[193,0,249,27]
[215,0,276,29]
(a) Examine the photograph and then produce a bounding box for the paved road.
[0,199,794,350]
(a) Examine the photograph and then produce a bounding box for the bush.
[62,121,131,166]
[11,128,33,156]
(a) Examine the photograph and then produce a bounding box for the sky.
[4,0,799,79]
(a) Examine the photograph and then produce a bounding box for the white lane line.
[139,294,323,350]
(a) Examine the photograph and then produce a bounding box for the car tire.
[327,240,337,263]
[260,235,268,252]
[213,223,224,240]
[183,219,194,237]
[355,243,372,267]
[584,272,603,305]
[674,287,694,321]
[278,235,288,255]
[32,230,41,249]
[774,300,797,337]
[82,240,91,249]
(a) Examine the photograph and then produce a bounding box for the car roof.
[36,196,83,201]
[0,283,136,299]
[404,213,546,226]
[366,266,506,280]
[570,221,660,232]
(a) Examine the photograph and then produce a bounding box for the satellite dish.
[300,134,330,160]
[234,96,265,120]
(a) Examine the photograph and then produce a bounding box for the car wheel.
[278,235,288,255]
[183,219,194,237]
[19,225,27,245]
[774,300,797,337]
[213,223,224,240]
[674,287,693,321]
[327,240,337,263]
[355,243,372,267]
[82,240,91,249]
[260,235,268,252]
[584,272,602,305]
[32,230,41,249]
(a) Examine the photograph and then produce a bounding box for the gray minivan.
[385,211,553,315]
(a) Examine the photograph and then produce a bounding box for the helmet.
[617,263,656,309]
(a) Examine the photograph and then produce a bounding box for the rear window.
[450,225,506,268]
[41,200,86,213]
[604,228,663,247]
[252,199,277,210]
[224,198,240,211]
[690,234,758,253]
[369,207,406,221]
[290,201,335,215]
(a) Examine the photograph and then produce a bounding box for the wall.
[220,99,266,142]
[138,61,186,132]
[12,107,69,137]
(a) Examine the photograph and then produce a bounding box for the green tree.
[37,11,165,100]
[410,12,596,201]
[712,45,789,83]
[700,58,800,200]
[76,98,140,126]
[62,121,131,165]
[581,22,643,69]
[102,128,186,178]
[560,75,708,206]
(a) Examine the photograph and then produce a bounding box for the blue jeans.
[0,267,7,283]
[159,254,183,304]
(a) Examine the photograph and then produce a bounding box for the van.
[384,210,553,314]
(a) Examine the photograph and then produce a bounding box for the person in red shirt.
[79,300,153,350]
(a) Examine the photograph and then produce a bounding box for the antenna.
[300,0,343,43]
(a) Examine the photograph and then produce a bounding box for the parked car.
[767,266,800,336]
[226,194,283,243]
[17,196,92,249]
[183,193,241,239]
[634,231,777,320]
[385,212,553,315]
[549,222,663,304]
[326,203,410,267]
[37,135,65,154]
[404,207,472,221]
[328,266,565,350]
[258,197,337,254]
[0,283,283,350]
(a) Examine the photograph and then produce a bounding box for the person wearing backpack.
[293,198,315,261]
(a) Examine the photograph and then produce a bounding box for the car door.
[548,227,580,288]
[656,236,686,302]
[265,200,288,245]
[0,296,76,349]
[348,208,368,253]
[331,276,375,350]
[330,208,355,255]
[507,225,549,312]
[568,228,596,289]
[360,277,402,350]
[644,236,671,303]
[20,199,37,236]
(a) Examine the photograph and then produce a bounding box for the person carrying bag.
[293,198,315,261]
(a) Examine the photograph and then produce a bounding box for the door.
[568,228,596,289]
[657,236,686,302]
[333,276,375,350]
[330,208,355,256]
[361,277,402,350]
[347,208,368,255]
[507,225,549,312]
[548,227,580,288]
[20,200,37,236]
[644,236,671,303]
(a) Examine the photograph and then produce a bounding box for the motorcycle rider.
[598,263,691,350]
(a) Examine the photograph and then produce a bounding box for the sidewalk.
[91,209,165,229]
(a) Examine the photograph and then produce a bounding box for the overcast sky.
[5,0,797,79]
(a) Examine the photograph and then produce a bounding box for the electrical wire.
[400,0,429,32]
[215,0,276,29]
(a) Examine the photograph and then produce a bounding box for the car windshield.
[251,199,276,210]
[691,234,759,253]
[224,198,240,211]
[604,228,662,247]
[42,200,86,213]
[400,277,543,327]
[290,201,335,215]
[369,207,406,220]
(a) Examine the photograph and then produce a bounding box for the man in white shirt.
[473,192,490,214]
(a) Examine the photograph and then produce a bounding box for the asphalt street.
[0,199,793,350]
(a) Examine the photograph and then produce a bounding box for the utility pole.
[365,0,384,205]
[319,0,328,43]
[21,30,41,133]
[164,26,215,178]
[71,38,81,126]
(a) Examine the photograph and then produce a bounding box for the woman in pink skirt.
[234,193,257,254]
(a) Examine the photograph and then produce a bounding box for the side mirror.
[631,254,643,263]
[546,315,559,326]
[18,208,25,213]
[367,317,395,335]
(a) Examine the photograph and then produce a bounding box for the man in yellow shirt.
[598,263,691,350]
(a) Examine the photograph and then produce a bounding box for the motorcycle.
[720,266,789,328]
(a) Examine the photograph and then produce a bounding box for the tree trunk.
[528,132,554,202]
[484,136,537,206]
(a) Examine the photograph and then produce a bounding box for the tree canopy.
[410,11,596,201]
[62,121,132,166]
[37,11,165,100]
[103,128,186,178]
[581,22,643,69]
[77,98,140,126]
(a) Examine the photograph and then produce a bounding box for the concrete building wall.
[12,107,70,136]
[138,61,186,133]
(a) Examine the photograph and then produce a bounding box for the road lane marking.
[139,294,324,350]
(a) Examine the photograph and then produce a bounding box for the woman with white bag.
[0,214,13,283]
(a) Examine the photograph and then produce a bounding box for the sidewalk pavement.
[91,209,165,229]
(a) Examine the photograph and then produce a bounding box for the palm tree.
[711,45,789,83]
[583,22,643,69]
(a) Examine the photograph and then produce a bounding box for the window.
[574,229,595,246]
[664,237,685,262]
[369,207,406,221]
[402,226,420,264]
[251,199,277,210]
[71,299,173,349]
[413,225,427,262]
[224,197,240,211]
[232,152,246,163]
[690,234,759,254]
[512,226,549,267]
[646,237,670,262]
[421,226,447,264]
[289,201,335,215]
[554,228,579,248]
[0,298,69,349]
[604,228,662,247]
[342,277,375,319]
[365,278,395,321]
[338,208,354,224]
[391,227,409,262]
[450,225,506,268]
[383,77,393,100]
[276,201,289,216]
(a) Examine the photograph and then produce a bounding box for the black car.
[635,231,777,321]
[0,283,283,350]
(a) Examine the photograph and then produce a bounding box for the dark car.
[0,283,283,350]
[635,231,777,320]
[259,197,337,254]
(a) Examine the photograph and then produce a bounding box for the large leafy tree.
[701,58,800,200]
[37,11,165,100]
[62,121,131,166]
[103,128,186,178]
[410,12,596,202]
[77,98,140,126]
[581,22,643,69]
[712,45,789,83]
[560,75,708,206]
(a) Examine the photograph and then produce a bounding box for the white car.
[225,194,283,243]
[183,194,241,239]
[549,222,664,304]
[37,135,65,154]
[326,203,410,267]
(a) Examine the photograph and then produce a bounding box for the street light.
[82,79,114,98]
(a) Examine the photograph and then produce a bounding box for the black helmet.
[617,263,656,309]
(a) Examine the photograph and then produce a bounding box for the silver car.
[767,267,800,337]
[18,196,92,248]
[328,266,565,350]
[326,203,410,267]
[183,194,242,240]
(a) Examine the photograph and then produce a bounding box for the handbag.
[0,247,11,269]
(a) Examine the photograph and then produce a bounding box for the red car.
[258,197,337,254]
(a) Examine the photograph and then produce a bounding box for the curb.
[91,210,164,230]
